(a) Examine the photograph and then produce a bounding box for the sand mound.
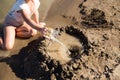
[17,26,90,79]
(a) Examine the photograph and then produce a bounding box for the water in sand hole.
[46,32,82,64]
[50,36,71,54]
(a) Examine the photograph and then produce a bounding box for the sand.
[0,0,120,80]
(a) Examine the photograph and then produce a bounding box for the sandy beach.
[0,0,120,80]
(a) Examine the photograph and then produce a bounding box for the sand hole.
[45,31,82,64]
[45,25,90,64]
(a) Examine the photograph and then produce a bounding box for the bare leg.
[0,37,3,49]
[0,27,3,49]
[16,22,37,38]
[0,26,16,50]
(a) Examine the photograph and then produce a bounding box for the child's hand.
[39,22,46,28]
[39,22,49,36]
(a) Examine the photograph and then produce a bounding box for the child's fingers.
[39,22,46,26]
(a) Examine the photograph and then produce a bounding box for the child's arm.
[19,9,44,31]
[32,10,39,24]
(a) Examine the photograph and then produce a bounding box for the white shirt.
[8,0,40,22]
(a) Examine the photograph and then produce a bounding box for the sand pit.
[45,26,85,64]
[22,26,90,79]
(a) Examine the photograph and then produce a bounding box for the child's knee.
[0,38,12,50]
[4,43,14,50]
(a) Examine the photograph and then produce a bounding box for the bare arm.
[19,9,44,31]
[32,10,39,24]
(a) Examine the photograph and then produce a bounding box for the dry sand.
[0,0,120,80]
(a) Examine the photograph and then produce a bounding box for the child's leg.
[2,26,16,50]
[16,22,37,38]
[0,37,3,49]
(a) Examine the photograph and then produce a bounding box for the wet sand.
[0,0,120,80]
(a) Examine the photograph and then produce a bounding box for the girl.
[0,0,47,50]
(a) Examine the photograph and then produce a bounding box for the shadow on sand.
[0,37,44,79]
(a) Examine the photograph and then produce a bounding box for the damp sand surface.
[0,0,120,80]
